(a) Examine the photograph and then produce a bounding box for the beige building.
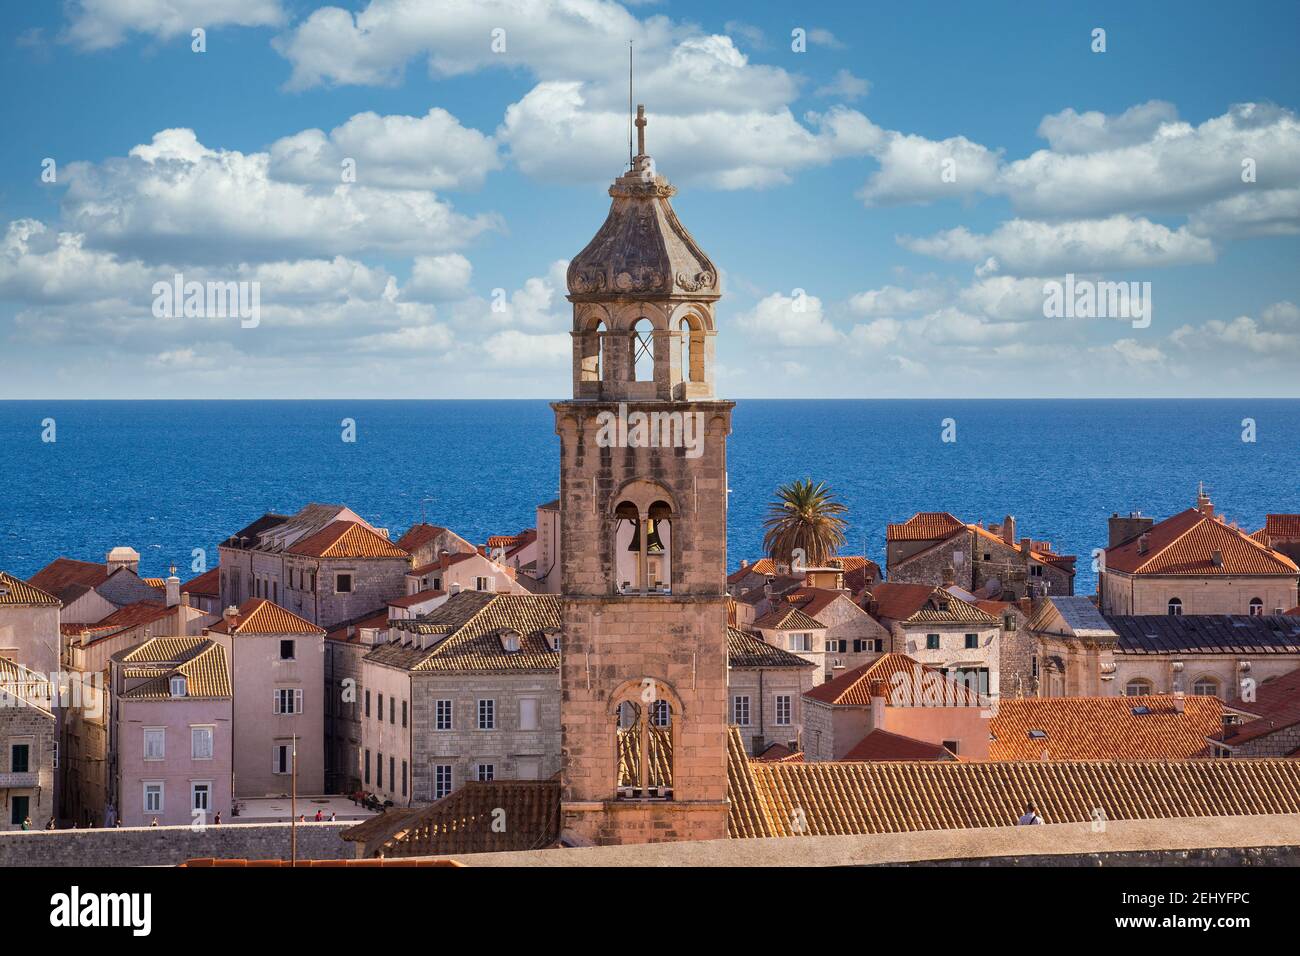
[1101,490,1299,616]
[0,657,58,830]
[205,599,326,797]
[0,572,62,676]
[726,626,817,756]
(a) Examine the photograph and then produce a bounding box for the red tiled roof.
[387,589,444,609]
[843,729,957,761]
[865,582,998,625]
[94,600,170,630]
[1105,509,1298,576]
[784,588,845,619]
[1265,514,1300,538]
[753,605,824,631]
[208,598,325,636]
[805,653,983,707]
[410,552,477,577]
[28,557,108,599]
[181,567,220,596]
[287,521,409,560]
[0,571,60,607]
[989,695,1223,760]
[1225,669,1300,747]
[886,512,965,542]
[753,742,804,763]
[394,523,449,554]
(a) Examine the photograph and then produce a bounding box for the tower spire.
[635,105,647,158]
[628,40,634,168]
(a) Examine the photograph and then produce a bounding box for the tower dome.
[567,106,719,301]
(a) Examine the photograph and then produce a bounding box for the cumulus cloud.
[1036,101,1180,154]
[847,284,947,317]
[1170,300,1300,354]
[63,0,283,50]
[734,291,840,346]
[899,216,1215,273]
[404,254,473,301]
[858,131,1002,205]
[59,128,499,265]
[268,108,500,191]
[815,69,870,101]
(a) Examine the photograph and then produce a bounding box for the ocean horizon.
[2,398,1297,594]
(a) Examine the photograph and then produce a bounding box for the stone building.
[1100,489,1299,617]
[0,571,62,676]
[1253,514,1300,568]
[725,626,816,757]
[362,592,562,804]
[393,523,477,569]
[886,512,1076,599]
[1212,667,1300,756]
[205,600,326,798]
[554,106,732,846]
[0,657,57,830]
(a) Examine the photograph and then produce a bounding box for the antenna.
[628,40,634,168]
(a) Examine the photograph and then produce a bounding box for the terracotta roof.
[1264,514,1300,539]
[28,557,108,600]
[0,657,56,715]
[754,742,804,762]
[887,512,966,542]
[0,571,60,607]
[725,727,1300,839]
[805,653,983,707]
[373,592,560,673]
[93,599,169,630]
[116,637,231,700]
[725,596,738,628]
[843,729,957,761]
[727,627,816,669]
[181,858,462,868]
[730,555,878,582]
[286,520,409,560]
[1222,669,1300,747]
[208,598,325,636]
[394,523,449,554]
[866,582,998,625]
[968,523,1076,570]
[1105,508,1298,576]
[989,695,1223,760]
[1287,606,1300,616]
[784,588,847,619]
[753,605,824,631]
[343,780,561,857]
[387,589,444,609]
[325,609,390,644]
[1104,615,1300,654]
[181,567,220,596]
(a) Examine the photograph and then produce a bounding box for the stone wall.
[0,821,353,867]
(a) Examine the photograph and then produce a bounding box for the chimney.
[450,582,462,595]
[1002,515,1016,546]
[180,592,191,608]
[165,566,181,608]
[942,563,956,587]
[1211,549,1224,567]
[1196,482,1214,518]
[223,605,240,630]
[1019,537,1033,556]
[1137,533,1150,554]
[868,679,889,731]
[1109,512,1154,548]
[1172,691,1185,714]
[741,558,749,569]
[105,546,141,575]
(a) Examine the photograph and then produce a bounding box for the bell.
[626,518,665,553]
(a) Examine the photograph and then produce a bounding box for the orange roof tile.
[394,523,449,553]
[1106,508,1298,576]
[28,557,108,599]
[0,571,61,607]
[886,512,965,542]
[1224,669,1300,747]
[753,605,824,631]
[988,695,1223,760]
[209,598,325,636]
[866,582,999,625]
[805,653,983,707]
[843,729,957,761]
[181,567,220,596]
[287,521,409,560]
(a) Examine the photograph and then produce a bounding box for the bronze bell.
[627,518,665,553]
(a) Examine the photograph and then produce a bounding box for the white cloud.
[815,69,870,101]
[900,216,1215,273]
[64,0,283,51]
[848,317,901,349]
[60,128,500,265]
[404,254,473,302]
[268,108,500,191]
[847,284,946,317]
[1170,300,1300,354]
[1036,101,1180,154]
[858,131,1002,205]
[733,292,840,346]
[482,329,570,367]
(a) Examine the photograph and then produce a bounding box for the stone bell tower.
[554,105,733,845]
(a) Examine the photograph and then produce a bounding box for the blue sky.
[1,0,1298,398]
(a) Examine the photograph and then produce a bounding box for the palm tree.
[762,478,848,570]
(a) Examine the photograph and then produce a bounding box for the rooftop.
[988,695,1224,760]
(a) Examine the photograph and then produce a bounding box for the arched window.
[1192,675,1221,697]
[631,317,655,382]
[615,694,673,799]
[1167,597,1183,616]
[1249,597,1264,616]
[1125,677,1153,697]
[580,318,605,383]
[679,316,704,383]
[612,497,673,595]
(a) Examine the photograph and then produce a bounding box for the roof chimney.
[450,582,462,595]
[1172,691,1185,714]
[165,565,181,608]
[942,562,956,587]
[223,605,240,630]
[1136,533,1150,555]
[1109,512,1154,548]
[1019,537,1033,556]
[1196,482,1214,518]
[868,679,889,730]
[1002,515,1016,546]
[1211,549,1224,567]
[106,546,141,575]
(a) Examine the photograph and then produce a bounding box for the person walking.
[1016,803,1044,825]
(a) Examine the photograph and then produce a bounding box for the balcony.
[0,771,38,788]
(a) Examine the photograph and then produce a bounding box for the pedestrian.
[45,816,56,831]
[329,810,337,822]
[315,809,323,822]
[150,817,159,827]
[21,816,32,831]
[214,811,221,825]
[1016,802,1044,825]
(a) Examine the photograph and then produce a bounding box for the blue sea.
[1,400,1297,594]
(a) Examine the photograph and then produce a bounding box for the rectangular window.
[364,749,371,784]
[926,633,941,650]
[519,697,539,731]
[143,728,165,761]
[789,633,811,652]
[336,573,353,594]
[365,689,371,718]
[10,742,31,773]
[191,726,214,760]
[477,764,494,782]
[733,695,751,726]
[478,699,495,730]
[401,700,408,728]
[274,744,292,774]
[965,633,979,649]
[401,760,408,797]
[1031,565,1043,577]
[434,764,453,799]
[377,693,384,721]
[274,688,303,715]
[651,700,670,727]
[475,576,489,591]
[143,782,163,813]
[775,695,792,726]
[389,756,395,791]
[279,639,295,660]
[192,782,211,812]
[389,697,395,724]
[377,752,383,789]
[435,699,453,731]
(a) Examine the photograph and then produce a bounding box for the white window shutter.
[296,688,303,713]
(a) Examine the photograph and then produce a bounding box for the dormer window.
[542,628,561,652]
[499,629,521,653]
[169,676,187,698]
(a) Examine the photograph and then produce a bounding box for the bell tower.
[554,105,733,845]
